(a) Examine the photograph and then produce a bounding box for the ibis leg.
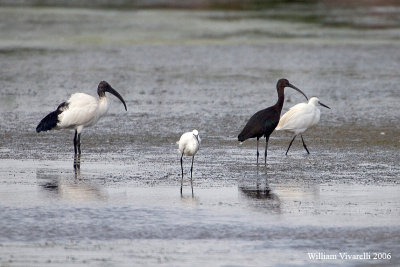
[73,130,78,155]
[180,153,184,195]
[256,137,260,165]
[301,135,310,154]
[77,133,81,155]
[190,156,194,197]
[264,136,269,166]
[285,135,297,155]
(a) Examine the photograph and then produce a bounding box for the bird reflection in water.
[74,154,81,176]
[73,154,81,174]
[238,167,280,213]
[36,168,107,202]
[239,185,274,200]
[180,194,200,206]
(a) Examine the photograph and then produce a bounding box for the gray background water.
[0,1,399,266]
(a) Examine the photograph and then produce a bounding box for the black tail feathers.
[36,110,59,132]
[238,124,256,142]
[238,133,246,142]
[36,102,68,133]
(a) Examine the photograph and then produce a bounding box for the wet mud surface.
[0,5,400,266]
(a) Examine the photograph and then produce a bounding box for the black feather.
[238,107,279,142]
[36,102,68,133]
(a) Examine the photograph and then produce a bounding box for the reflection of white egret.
[177,130,201,196]
[276,97,330,155]
[36,81,127,155]
[57,183,107,202]
[180,195,200,206]
[274,184,320,202]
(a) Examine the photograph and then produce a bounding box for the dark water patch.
[0,0,318,11]
[205,4,400,30]
[0,47,72,56]
[197,29,317,40]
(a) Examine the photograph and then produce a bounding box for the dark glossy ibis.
[238,78,308,165]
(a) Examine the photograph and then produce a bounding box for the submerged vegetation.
[1,0,399,29]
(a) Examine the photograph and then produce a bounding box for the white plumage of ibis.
[238,78,308,166]
[276,96,330,155]
[36,81,127,155]
[177,130,201,196]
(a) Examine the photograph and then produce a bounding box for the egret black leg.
[256,137,260,165]
[77,133,81,155]
[264,136,269,166]
[180,153,184,195]
[301,135,310,154]
[285,135,297,155]
[73,130,78,155]
[190,156,194,197]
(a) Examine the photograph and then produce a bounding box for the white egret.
[177,129,201,195]
[36,81,127,155]
[276,97,330,155]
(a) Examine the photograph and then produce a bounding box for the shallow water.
[0,4,400,267]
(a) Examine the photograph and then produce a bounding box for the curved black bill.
[106,86,127,111]
[288,83,308,101]
[319,102,330,109]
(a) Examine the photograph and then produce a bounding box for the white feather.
[57,93,109,133]
[276,97,322,135]
[177,130,200,156]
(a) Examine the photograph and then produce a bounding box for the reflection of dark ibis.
[238,185,281,212]
[239,186,273,199]
[36,81,127,155]
[238,78,308,165]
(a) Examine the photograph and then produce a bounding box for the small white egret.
[36,81,127,155]
[276,97,330,155]
[177,129,201,195]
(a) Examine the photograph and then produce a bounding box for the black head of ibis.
[237,78,308,166]
[97,81,127,111]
